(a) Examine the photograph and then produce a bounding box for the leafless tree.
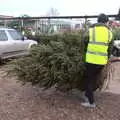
[46,8,60,16]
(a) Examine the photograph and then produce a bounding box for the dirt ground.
[0,62,120,120]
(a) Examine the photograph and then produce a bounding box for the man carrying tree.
[82,13,113,108]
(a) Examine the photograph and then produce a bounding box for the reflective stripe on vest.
[88,27,110,45]
[87,50,108,56]
[86,27,110,56]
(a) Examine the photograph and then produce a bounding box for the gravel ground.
[0,62,120,120]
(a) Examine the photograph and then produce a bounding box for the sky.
[0,0,120,17]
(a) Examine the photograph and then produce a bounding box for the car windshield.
[0,30,8,41]
[8,30,24,40]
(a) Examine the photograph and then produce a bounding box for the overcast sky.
[0,0,120,17]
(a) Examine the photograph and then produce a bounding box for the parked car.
[111,40,120,57]
[0,28,37,59]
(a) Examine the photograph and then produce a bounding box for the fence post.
[4,20,7,27]
[85,17,87,31]
[21,19,24,32]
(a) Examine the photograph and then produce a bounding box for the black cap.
[97,13,109,23]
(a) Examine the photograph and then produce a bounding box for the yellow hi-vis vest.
[85,25,113,65]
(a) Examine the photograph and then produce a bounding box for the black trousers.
[84,63,104,104]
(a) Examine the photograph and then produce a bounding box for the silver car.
[0,28,37,59]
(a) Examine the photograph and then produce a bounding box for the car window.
[0,30,8,41]
[8,30,24,40]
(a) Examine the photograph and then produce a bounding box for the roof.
[0,15,13,18]
[0,27,15,30]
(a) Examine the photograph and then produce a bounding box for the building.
[0,15,82,33]
[22,19,73,33]
[0,15,13,26]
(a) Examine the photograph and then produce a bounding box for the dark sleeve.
[83,31,89,45]
[82,30,89,62]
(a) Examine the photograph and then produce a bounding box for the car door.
[0,30,14,58]
[7,30,29,54]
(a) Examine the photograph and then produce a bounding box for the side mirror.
[24,36,27,40]
[22,36,27,41]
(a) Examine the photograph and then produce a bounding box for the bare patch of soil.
[0,62,120,120]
